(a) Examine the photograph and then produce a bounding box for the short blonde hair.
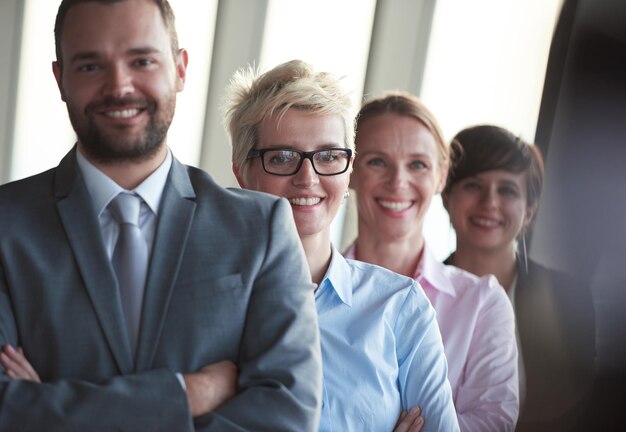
[223,59,355,168]
[356,91,449,166]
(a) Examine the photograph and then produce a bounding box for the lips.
[469,216,501,228]
[102,108,143,119]
[88,96,152,119]
[289,197,322,206]
[377,199,414,212]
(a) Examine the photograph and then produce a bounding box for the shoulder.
[525,259,560,281]
[519,259,594,325]
[0,167,56,199]
[346,258,432,311]
[0,168,57,230]
[522,259,590,299]
[345,258,416,291]
[441,263,510,307]
[183,164,287,216]
[176,165,300,258]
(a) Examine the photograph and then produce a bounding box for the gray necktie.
[109,192,148,355]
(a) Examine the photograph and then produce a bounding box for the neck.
[78,144,168,190]
[300,231,333,286]
[355,225,423,278]
[451,243,517,291]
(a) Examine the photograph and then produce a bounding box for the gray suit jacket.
[0,148,322,431]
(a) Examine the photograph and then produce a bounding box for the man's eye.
[135,58,154,67]
[78,64,100,72]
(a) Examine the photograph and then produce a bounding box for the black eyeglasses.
[246,148,353,176]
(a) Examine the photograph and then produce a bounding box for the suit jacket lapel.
[54,148,134,374]
[135,158,197,371]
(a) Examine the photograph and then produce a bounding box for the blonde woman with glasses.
[225,60,459,432]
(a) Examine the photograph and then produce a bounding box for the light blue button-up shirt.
[76,148,172,259]
[316,247,459,432]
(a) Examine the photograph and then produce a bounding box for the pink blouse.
[344,242,519,431]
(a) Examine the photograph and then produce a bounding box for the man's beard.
[69,95,176,165]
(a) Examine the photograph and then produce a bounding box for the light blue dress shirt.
[75,148,172,259]
[317,247,459,432]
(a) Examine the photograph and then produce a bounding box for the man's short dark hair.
[54,0,179,70]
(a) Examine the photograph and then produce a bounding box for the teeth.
[105,109,140,118]
[471,217,500,227]
[378,200,412,211]
[289,197,321,206]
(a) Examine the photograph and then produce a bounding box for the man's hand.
[183,360,238,417]
[394,406,425,432]
[0,344,41,382]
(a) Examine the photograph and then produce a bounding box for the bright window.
[420,0,562,260]
[261,0,376,111]
[260,0,377,245]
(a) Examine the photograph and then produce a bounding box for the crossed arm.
[1,344,238,417]
[3,344,426,431]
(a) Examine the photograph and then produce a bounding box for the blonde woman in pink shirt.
[345,91,519,431]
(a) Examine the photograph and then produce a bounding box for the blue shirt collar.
[320,244,353,307]
[343,239,457,298]
[76,148,172,216]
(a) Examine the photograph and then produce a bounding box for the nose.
[103,64,134,98]
[292,158,319,187]
[479,186,498,208]
[387,164,409,189]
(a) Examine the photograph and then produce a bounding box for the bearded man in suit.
[0,1,322,431]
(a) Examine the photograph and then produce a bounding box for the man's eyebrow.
[69,51,100,63]
[127,47,162,56]
[69,47,163,63]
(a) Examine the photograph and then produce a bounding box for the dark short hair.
[444,125,545,209]
[54,0,179,70]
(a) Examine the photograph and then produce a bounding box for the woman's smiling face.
[238,108,351,240]
[444,169,534,253]
[351,113,447,241]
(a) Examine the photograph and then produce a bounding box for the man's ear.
[52,61,66,102]
[175,48,189,92]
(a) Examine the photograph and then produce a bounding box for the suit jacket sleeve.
[193,197,323,431]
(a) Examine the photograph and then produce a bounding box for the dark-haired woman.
[443,125,595,431]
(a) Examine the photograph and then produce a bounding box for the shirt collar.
[320,244,353,307]
[415,242,457,297]
[344,238,457,297]
[76,147,172,216]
